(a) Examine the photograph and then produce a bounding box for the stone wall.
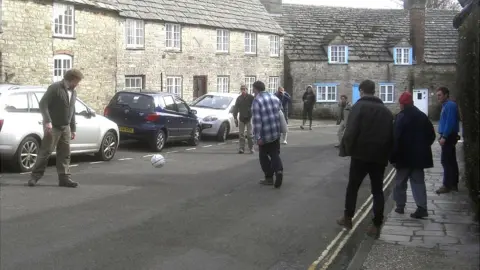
[116,21,284,102]
[287,60,455,120]
[0,0,118,111]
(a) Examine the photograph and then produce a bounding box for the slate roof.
[276,4,458,64]
[63,0,284,34]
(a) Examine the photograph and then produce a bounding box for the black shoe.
[259,177,273,185]
[337,216,353,230]
[27,179,38,187]
[59,179,78,188]
[238,149,244,154]
[274,171,283,188]
[395,207,405,214]
[410,207,428,219]
[367,224,382,239]
[300,125,304,129]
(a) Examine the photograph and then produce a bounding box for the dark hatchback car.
[104,91,200,152]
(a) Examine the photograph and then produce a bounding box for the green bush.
[456,6,479,219]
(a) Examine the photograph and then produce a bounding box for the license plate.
[119,126,134,133]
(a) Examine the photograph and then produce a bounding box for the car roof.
[0,84,45,94]
[200,92,239,98]
[116,90,173,97]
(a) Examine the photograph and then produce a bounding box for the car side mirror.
[89,110,96,117]
[190,109,197,115]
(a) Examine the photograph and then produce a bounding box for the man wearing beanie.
[337,79,394,238]
[390,92,436,219]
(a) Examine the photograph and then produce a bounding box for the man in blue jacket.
[436,86,460,194]
[390,92,436,218]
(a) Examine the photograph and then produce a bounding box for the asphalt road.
[0,126,385,270]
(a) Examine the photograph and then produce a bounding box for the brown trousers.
[31,126,71,181]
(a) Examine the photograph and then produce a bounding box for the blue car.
[104,91,200,152]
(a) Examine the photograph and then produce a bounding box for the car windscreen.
[190,95,233,110]
[113,93,154,111]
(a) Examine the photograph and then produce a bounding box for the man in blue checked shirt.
[251,81,284,188]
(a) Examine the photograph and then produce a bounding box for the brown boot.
[435,186,452,194]
[336,216,353,230]
[366,224,381,239]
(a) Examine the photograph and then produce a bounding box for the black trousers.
[344,158,386,227]
[441,134,459,189]
[302,105,313,125]
[259,139,283,177]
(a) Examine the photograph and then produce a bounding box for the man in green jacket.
[28,69,84,188]
[232,84,255,154]
[335,95,352,148]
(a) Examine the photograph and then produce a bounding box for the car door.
[162,95,181,138]
[173,95,197,137]
[4,92,39,145]
[72,99,101,152]
[29,92,48,138]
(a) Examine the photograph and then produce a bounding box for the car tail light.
[104,107,110,116]
[145,113,160,122]
[0,119,3,132]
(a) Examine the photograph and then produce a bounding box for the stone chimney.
[405,0,426,64]
[259,0,283,14]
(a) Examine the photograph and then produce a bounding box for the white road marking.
[118,158,133,161]
[89,161,104,164]
[69,164,79,167]
[186,148,196,151]
[308,168,396,270]
[142,154,154,158]
[217,143,226,145]
[166,151,179,154]
[233,140,239,143]
[20,172,30,175]
[202,145,213,148]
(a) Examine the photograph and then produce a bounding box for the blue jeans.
[394,168,427,210]
[258,139,283,177]
[441,134,459,189]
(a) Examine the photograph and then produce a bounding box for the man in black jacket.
[28,69,83,188]
[390,92,435,219]
[338,79,394,238]
[232,84,255,154]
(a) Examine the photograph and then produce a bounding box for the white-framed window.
[53,54,72,82]
[244,76,256,94]
[216,29,229,53]
[125,19,144,48]
[53,2,75,38]
[217,76,229,93]
[268,77,280,94]
[394,47,412,65]
[316,84,338,102]
[166,76,182,95]
[244,32,257,54]
[166,23,181,50]
[379,84,395,103]
[269,35,280,57]
[125,76,143,91]
[328,45,348,64]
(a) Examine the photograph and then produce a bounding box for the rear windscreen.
[113,93,154,111]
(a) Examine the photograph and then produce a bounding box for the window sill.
[52,35,75,39]
[244,53,257,57]
[393,63,412,66]
[383,101,395,104]
[316,101,338,103]
[165,49,182,53]
[327,62,348,65]
[270,54,280,58]
[126,47,145,51]
[216,52,230,55]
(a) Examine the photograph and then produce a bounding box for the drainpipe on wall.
[160,73,163,92]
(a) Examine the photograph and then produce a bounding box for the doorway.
[352,83,360,104]
[193,76,207,99]
[413,89,429,116]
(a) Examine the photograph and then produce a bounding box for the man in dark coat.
[390,92,436,219]
[232,84,255,154]
[338,79,394,238]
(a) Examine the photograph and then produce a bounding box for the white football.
[151,154,166,168]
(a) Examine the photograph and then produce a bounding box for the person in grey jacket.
[232,84,255,154]
[28,69,84,188]
[335,95,352,148]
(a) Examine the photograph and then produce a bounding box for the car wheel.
[13,136,40,173]
[216,122,229,142]
[188,126,200,146]
[150,129,166,152]
[95,131,118,161]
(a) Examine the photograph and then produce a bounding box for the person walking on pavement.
[390,92,436,219]
[251,81,284,188]
[337,79,394,238]
[335,95,352,148]
[28,69,84,188]
[275,86,291,144]
[300,85,316,130]
[232,84,255,154]
[435,86,460,194]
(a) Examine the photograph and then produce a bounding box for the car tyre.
[188,126,200,146]
[150,129,166,152]
[95,131,118,161]
[216,122,229,142]
[13,135,40,173]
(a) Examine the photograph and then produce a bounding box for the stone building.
[273,1,458,119]
[0,0,284,111]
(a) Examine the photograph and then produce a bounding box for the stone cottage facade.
[0,0,285,111]
[274,2,458,119]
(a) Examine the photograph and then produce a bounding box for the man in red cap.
[390,91,436,218]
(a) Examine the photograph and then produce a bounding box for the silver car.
[0,84,120,172]
[190,92,240,141]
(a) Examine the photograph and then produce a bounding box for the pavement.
[0,123,383,270]
[349,142,480,270]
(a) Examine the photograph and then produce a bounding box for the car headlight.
[203,115,218,122]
